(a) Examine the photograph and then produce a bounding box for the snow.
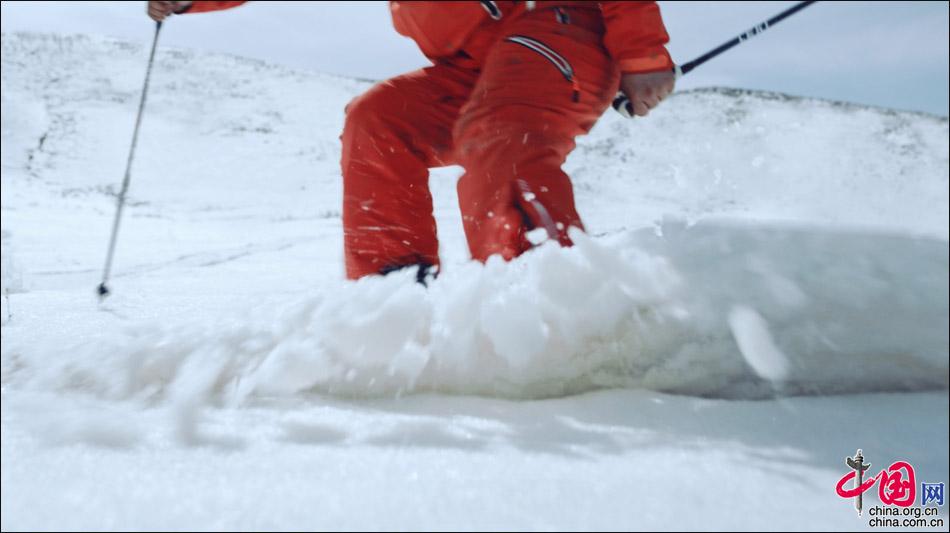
[2,32,948,531]
[728,305,790,383]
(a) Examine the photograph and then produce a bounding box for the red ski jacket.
[181,1,673,74]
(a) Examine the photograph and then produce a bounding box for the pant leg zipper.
[505,35,580,102]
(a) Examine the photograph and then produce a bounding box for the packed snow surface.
[2,32,948,531]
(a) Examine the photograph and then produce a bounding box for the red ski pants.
[341,7,620,279]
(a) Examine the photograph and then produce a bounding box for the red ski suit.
[182,1,673,279]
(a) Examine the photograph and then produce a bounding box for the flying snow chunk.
[728,305,790,382]
[526,228,549,245]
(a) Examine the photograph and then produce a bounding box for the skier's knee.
[343,82,401,132]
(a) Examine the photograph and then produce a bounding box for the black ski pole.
[97,21,162,300]
[613,0,817,118]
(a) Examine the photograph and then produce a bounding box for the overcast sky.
[2,1,948,116]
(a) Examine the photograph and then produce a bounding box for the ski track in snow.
[1,32,948,531]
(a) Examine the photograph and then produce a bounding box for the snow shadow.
[308,389,948,487]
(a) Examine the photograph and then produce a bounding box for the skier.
[148,1,675,282]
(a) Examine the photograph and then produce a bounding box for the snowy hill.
[1,32,948,531]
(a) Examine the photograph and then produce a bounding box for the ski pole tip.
[96,283,110,300]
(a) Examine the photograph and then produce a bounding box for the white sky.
[1,1,948,115]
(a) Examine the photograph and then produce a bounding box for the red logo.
[836,449,916,515]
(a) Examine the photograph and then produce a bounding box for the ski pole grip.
[612,65,682,119]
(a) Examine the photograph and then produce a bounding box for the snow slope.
[1,32,948,531]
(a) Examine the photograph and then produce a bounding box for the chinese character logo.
[921,482,945,507]
[836,449,917,515]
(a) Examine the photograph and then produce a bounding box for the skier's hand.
[147,1,192,22]
[619,70,675,117]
